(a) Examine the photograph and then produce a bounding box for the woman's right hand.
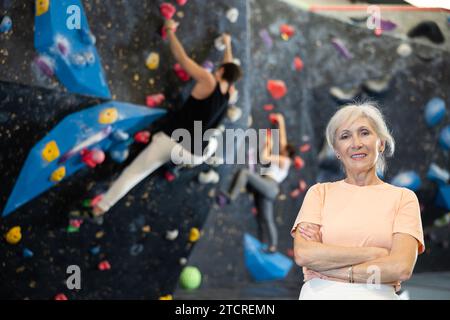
[298,223,322,242]
[164,19,178,32]
[222,33,232,47]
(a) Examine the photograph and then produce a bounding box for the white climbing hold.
[229,90,239,105]
[206,156,224,167]
[198,169,220,184]
[166,229,179,241]
[226,8,239,23]
[247,115,253,127]
[179,257,188,266]
[232,58,241,66]
[227,105,242,123]
[397,43,412,57]
[214,36,226,51]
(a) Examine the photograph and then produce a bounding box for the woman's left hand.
[299,223,322,242]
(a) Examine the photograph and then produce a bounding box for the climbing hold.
[202,60,214,73]
[81,149,105,168]
[216,193,228,207]
[50,166,66,183]
[424,97,446,127]
[329,86,359,103]
[299,180,307,192]
[98,108,118,124]
[0,15,12,33]
[290,188,301,198]
[279,24,295,40]
[54,294,68,301]
[35,0,49,16]
[70,53,87,68]
[198,170,220,184]
[293,56,304,72]
[214,36,226,51]
[79,28,96,45]
[390,171,421,192]
[145,52,160,70]
[84,51,96,65]
[33,55,55,77]
[259,29,273,49]
[268,114,278,125]
[397,43,412,57]
[331,38,353,59]
[42,141,60,162]
[189,228,201,242]
[129,244,144,256]
[23,248,34,258]
[142,225,151,233]
[112,130,129,142]
[227,106,242,123]
[299,143,311,153]
[179,257,188,266]
[294,156,305,170]
[54,35,70,57]
[267,80,287,100]
[165,171,176,182]
[146,93,165,108]
[374,27,383,37]
[179,266,202,290]
[5,226,22,245]
[109,143,130,163]
[362,75,392,94]
[95,231,105,239]
[229,89,239,105]
[174,63,190,82]
[159,294,173,300]
[67,225,79,233]
[176,0,188,5]
[70,219,83,229]
[98,260,111,271]
[263,104,274,111]
[427,163,449,185]
[160,3,176,20]
[226,8,239,23]
[166,229,179,241]
[134,131,151,144]
[440,126,450,151]
[90,246,101,255]
[407,21,444,44]
[90,194,103,207]
[434,212,450,227]
[161,24,178,40]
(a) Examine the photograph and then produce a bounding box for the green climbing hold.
[179,266,202,290]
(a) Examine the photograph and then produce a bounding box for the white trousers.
[299,278,400,300]
[97,132,211,212]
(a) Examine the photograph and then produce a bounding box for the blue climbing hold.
[390,171,421,192]
[439,125,450,151]
[109,142,130,164]
[435,185,450,210]
[112,130,130,142]
[424,97,446,127]
[244,233,293,282]
[427,163,449,186]
[23,248,34,258]
[0,16,12,33]
[90,246,101,255]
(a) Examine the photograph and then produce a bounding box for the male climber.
[91,19,242,218]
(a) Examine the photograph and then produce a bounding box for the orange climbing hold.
[267,80,287,100]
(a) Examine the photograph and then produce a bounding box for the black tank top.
[162,83,230,156]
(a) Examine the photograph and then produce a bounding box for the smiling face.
[334,117,385,175]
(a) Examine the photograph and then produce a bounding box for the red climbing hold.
[134,131,151,144]
[160,3,176,20]
[54,293,68,300]
[290,188,301,198]
[165,171,176,182]
[280,24,295,38]
[299,143,311,153]
[91,194,103,207]
[98,260,111,271]
[269,113,278,124]
[374,28,383,37]
[299,180,307,192]
[267,80,287,100]
[176,0,188,5]
[81,149,105,168]
[174,63,191,82]
[69,219,83,228]
[251,207,258,216]
[294,56,304,72]
[263,104,274,111]
[294,156,305,170]
[146,93,165,108]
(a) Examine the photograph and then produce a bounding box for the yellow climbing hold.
[35,0,49,16]
[42,141,60,162]
[98,108,118,124]
[189,227,200,243]
[158,295,173,300]
[146,52,160,70]
[5,226,22,245]
[50,166,66,182]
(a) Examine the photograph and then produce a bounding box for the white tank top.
[264,159,291,183]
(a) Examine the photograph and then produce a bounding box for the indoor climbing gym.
[1,0,450,306]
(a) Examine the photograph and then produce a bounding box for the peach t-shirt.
[291,180,425,281]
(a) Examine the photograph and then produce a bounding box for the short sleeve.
[393,188,425,254]
[290,183,324,238]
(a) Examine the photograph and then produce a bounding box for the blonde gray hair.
[325,103,395,174]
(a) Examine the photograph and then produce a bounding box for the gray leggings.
[228,169,279,248]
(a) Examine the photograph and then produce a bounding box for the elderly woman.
[291,103,424,300]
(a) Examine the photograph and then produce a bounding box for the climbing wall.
[0,0,249,299]
[175,0,450,299]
